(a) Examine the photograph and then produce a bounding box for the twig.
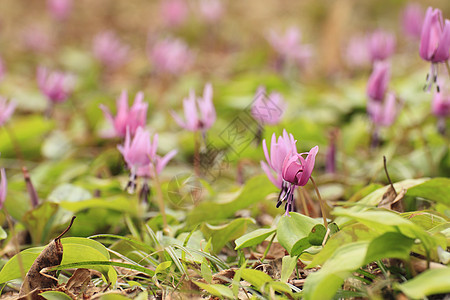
[383,156,397,197]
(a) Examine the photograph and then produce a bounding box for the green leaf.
[186,175,278,226]
[406,178,450,205]
[22,202,60,244]
[48,183,92,203]
[240,268,273,291]
[40,291,73,300]
[201,258,213,283]
[277,212,320,255]
[99,294,130,300]
[0,246,44,284]
[194,282,234,299]
[202,218,255,254]
[307,224,327,246]
[396,268,450,298]
[59,197,136,214]
[0,226,7,240]
[234,228,276,250]
[364,232,414,263]
[281,256,298,282]
[154,261,172,275]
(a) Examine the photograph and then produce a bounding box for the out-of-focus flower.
[21,25,54,53]
[37,67,75,104]
[432,91,450,118]
[198,0,224,23]
[401,3,424,39]
[251,86,286,126]
[160,0,188,28]
[266,27,312,67]
[367,30,396,62]
[47,0,72,21]
[419,7,450,63]
[93,31,129,70]
[0,57,5,81]
[344,35,370,68]
[367,61,390,102]
[148,37,193,74]
[367,92,399,127]
[0,97,16,127]
[100,91,148,138]
[171,83,216,132]
[260,130,297,189]
[0,165,6,210]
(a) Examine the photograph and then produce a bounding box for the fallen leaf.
[378,187,406,212]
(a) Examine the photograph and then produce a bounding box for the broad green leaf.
[59,197,136,214]
[400,211,447,231]
[0,246,44,284]
[406,178,450,206]
[307,224,327,246]
[48,183,92,203]
[277,212,320,255]
[396,268,450,298]
[186,175,278,226]
[364,232,414,263]
[234,228,276,250]
[22,202,60,244]
[202,218,255,254]
[194,282,234,299]
[155,261,172,275]
[201,258,213,283]
[240,268,273,291]
[281,256,298,282]
[99,294,130,300]
[40,291,73,300]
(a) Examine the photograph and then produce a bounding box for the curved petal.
[260,161,281,189]
[434,19,450,62]
[156,149,178,174]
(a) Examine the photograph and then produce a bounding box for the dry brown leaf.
[66,268,91,293]
[378,187,406,212]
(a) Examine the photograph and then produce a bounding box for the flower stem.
[310,176,328,228]
[297,187,310,216]
[152,167,168,234]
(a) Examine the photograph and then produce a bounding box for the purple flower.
[0,57,5,81]
[148,37,193,74]
[419,7,450,63]
[118,127,177,179]
[266,27,312,67]
[251,86,286,126]
[93,31,129,70]
[0,166,6,210]
[198,0,224,23]
[344,35,370,68]
[47,0,73,21]
[100,91,148,138]
[37,67,75,104]
[160,0,188,28]
[367,30,396,62]
[401,3,424,39]
[432,91,450,118]
[0,97,16,127]
[367,92,399,127]
[171,83,216,132]
[367,61,390,102]
[261,130,297,189]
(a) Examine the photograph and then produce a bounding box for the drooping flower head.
[251,86,286,126]
[100,91,148,138]
[198,0,224,23]
[118,127,154,173]
[160,0,189,28]
[367,92,399,127]
[37,67,75,104]
[367,61,391,102]
[148,37,193,75]
[401,3,424,39]
[0,97,16,127]
[367,30,396,62]
[171,83,216,132]
[266,27,312,67]
[260,130,297,189]
[47,0,73,21]
[93,31,129,70]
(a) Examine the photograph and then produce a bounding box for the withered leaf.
[19,216,76,297]
[378,186,406,212]
[66,268,91,292]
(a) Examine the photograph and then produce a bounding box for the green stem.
[297,187,310,216]
[310,176,328,228]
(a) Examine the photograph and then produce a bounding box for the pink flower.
[432,91,450,118]
[160,0,188,28]
[37,67,75,104]
[401,3,424,39]
[0,97,16,127]
[367,30,396,62]
[419,7,450,63]
[148,37,193,74]
[171,83,216,132]
[266,27,312,67]
[47,0,73,21]
[198,0,224,23]
[282,146,319,187]
[367,61,390,102]
[260,130,297,189]
[0,166,6,209]
[344,35,370,68]
[367,92,399,127]
[93,31,129,70]
[251,86,286,126]
[100,91,148,138]
[118,127,177,179]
